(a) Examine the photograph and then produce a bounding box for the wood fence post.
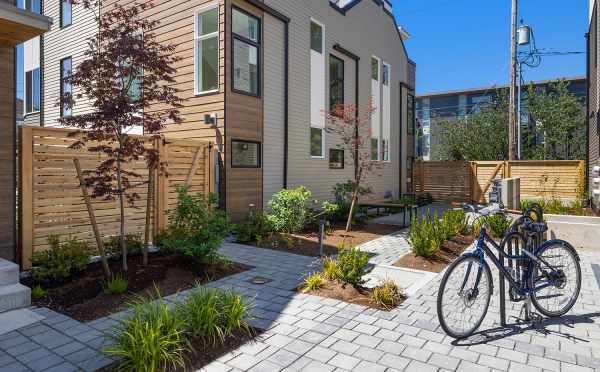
[19,127,34,269]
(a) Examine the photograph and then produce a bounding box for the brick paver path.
[1,241,599,372]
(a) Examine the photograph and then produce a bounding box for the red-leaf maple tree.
[60,1,183,273]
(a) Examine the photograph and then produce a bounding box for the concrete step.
[0,259,19,286]
[0,284,31,313]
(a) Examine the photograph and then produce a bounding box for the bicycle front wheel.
[437,255,492,339]
[530,241,581,317]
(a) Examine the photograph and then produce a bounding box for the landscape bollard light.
[319,218,326,257]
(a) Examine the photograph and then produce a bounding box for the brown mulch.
[253,223,401,257]
[98,329,263,372]
[25,253,250,322]
[393,235,474,273]
[298,279,405,311]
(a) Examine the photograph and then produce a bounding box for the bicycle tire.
[530,240,581,318]
[437,255,493,339]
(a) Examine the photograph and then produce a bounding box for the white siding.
[42,1,98,127]
[263,14,286,208]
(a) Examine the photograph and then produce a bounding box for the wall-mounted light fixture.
[204,113,217,127]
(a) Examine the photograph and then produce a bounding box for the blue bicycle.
[437,204,582,339]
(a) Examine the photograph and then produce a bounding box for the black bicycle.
[437,204,582,339]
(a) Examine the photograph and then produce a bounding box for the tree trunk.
[143,167,154,266]
[345,190,358,232]
[116,159,128,272]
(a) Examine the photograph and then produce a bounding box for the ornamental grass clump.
[104,291,189,372]
[103,274,129,295]
[370,279,404,309]
[302,273,324,293]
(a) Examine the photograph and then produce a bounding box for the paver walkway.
[1,239,600,371]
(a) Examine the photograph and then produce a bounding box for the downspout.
[586,31,591,207]
[283,20,289,188]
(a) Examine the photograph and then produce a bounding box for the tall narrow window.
[310,19,325,158]
[24,0,41,13]
[382,62,391,162]
[25,68,40,114]
[195,4,219,94]
[232,8,260,96]
[60,57,72,117]
[371,56,381,161]
[407,93,415,135]
[329,55,344,111]
[61,0,72,28]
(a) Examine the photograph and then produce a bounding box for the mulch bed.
[252,223,401,257]
[298,279,406,311]
[393,235,474,273]
[24,253,250,322]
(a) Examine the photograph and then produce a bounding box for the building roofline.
[417,76,586,99]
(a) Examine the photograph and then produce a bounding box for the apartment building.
[25,0,416,221]
[589,0,599,212]
[416,77,586,161]
[21,0,98,127]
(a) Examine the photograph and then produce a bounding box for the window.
[232,8,260,96]
[311,127,324,158]
[407,93,415,135]
[231,140,261,168]
[329,149,344,169]
[382,64,389,86]
[371,138,379,161]
[371,57,379,81]
[60,57,72,117]
[25,68,40,114]
[310,21,323,53]
[329,55,344,111]
[23,0,41,13]
[382,139,389,162]
[61,0,72,28]
[195,4,219,94]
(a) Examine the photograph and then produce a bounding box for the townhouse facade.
[23,0,416,221]
[589,0,599,212]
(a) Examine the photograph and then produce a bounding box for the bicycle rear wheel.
[530,241,581,317]
[437,255,492,339]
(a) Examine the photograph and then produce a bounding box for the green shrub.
[267,186,312,233]
[520,198,586,217]
[30,236,91,284]
[31,285,47,299]
[103,275,129,295]
[302,272,324,293]
[335,248,370,286]
[408,212,442,258]
[235,211,274,244]
[104,291,189,372]
[487,213,512,239]
[103,234,143,258]
[159,186,230,265]
[322,200,344,221]
[441,209,470,237]
[370,279,403,309]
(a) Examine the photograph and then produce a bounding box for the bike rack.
[498,206,545,327]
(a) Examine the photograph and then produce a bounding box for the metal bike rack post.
[499,250,507,327]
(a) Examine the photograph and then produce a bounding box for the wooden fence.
[414,160,585,203]
[19,126,216,268]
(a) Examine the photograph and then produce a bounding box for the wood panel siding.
[101,0,226,143]
[224,0,263,222]
[0,44,15,260]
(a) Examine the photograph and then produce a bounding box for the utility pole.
[508,0,518,160]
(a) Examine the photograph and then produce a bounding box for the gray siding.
[263,0,410,202]
[42,1,97,127]
[263,14,286,208]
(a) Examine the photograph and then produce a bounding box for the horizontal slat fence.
[19,126,215,269]
[414,160,585,203]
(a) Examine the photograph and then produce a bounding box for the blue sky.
[393,0,588,94]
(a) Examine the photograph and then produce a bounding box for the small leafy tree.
[326,101,379,231]
[60,1,182,272]
[523,80,585,160]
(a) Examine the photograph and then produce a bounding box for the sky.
[393,0,588,94]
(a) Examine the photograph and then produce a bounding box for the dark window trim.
[407,92,416,136]
[329,148,344,169]
[60,0,72,28]
[231,6,261,98]
[60,56,72,118]
[25,70,32,113]
[231,139,262,168]
[329,54,345,111]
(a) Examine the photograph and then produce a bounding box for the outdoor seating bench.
[358,200,418,228]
